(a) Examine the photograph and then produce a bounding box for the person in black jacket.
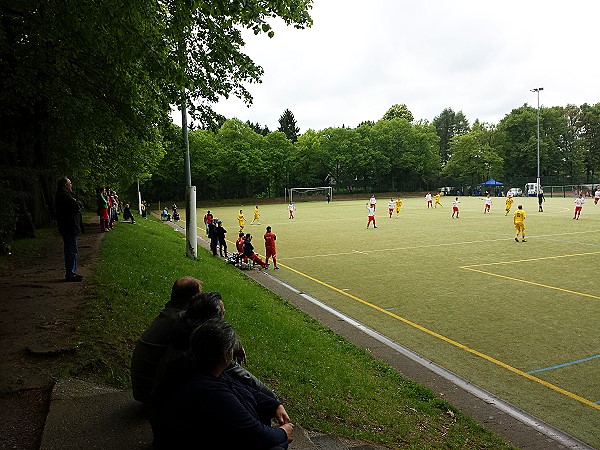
[151,319,293,449]
[208,219,218,256]
[216,220,228,257]
[55,177,83,282]
[243,234,268,268]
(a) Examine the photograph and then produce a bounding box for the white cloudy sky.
[207,0,600,133]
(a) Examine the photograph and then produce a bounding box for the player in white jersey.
[574,194,585,219]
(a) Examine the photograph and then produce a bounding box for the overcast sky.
[208,0,600,133]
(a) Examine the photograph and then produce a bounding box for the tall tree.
[278,109,300,142]
[433,108,470,165]
[381,104,414,123]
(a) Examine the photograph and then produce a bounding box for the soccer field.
[194,195,600,446]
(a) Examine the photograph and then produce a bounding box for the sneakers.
[66,274,83,282]
[274,266,279,269]
[515,237,519,242]
[521,239,527,242]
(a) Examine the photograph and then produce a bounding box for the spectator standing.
[55,177,83,282]
[208,219,219,256]
[97,187,109,232]
[216,220,228,257]
[141,201,147,219]
[264,226,278,269]
[203,210,213,236]
[538,190,545,212]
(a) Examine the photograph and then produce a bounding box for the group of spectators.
[131,276,294,449]
[203,210,278,270]
[96,187,136,230]
[162,203,180,222]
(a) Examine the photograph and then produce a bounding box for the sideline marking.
[527,354,600,374]
[461,251,600,300]
[279,263,600,412]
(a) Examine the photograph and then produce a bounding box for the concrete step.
[41,379,386,450]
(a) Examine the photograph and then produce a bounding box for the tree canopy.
[0,0,313,249]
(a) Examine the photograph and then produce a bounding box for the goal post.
[287,186,332,203]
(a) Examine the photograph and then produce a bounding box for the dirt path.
[0,221,103,449]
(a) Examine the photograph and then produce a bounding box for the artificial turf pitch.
[188,195,600,446]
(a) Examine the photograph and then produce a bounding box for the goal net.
[286,187,332,203]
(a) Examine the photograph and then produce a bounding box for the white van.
[525,183,541,197]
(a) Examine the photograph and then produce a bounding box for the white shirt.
[575,197,585,207]
[485,197,492,205]
[595,190,600,199]
[288,203,295,211]
[369,196,376,206]
[452,199,460,208]
[388,200,395,209]
[425,194,432,201]
[366,206,375,216]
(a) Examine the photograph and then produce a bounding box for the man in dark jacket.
[216,220,228,257]
[55,177,83,282]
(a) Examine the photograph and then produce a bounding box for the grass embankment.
[71,216,512,449]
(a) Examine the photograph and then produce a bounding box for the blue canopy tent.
[478,178,504,196]
[480,178,503,186]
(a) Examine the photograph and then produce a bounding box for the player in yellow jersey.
[250,205,260,225]
[434,193,443,208]
[513,205,526,242]
[395,198,403,218]
[505,196,514,216]
[237,209,245,232]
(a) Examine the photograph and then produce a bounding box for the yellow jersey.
[513,209,526,224]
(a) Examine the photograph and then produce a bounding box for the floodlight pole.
[531,87,543,194]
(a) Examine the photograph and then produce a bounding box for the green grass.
[70,213,513,449]
[177,195,600,448]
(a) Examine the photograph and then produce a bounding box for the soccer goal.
[286,186,332,203]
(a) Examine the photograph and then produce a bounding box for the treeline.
[143,102,600,202]
[143,113,440,202]
[0,0,312,252]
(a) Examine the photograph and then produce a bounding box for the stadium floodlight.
[531,87,544,195]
